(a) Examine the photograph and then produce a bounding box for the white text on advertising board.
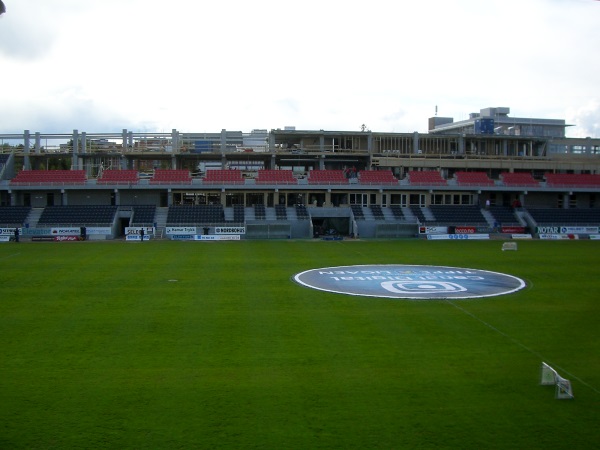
[215,227,245,235]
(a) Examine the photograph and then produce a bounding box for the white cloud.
[566,99,600,138]
[1,0,599,134]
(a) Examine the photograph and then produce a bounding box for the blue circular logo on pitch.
[293,265,525,300]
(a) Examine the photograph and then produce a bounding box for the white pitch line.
[445,299,600,396]
[0,252,21,261]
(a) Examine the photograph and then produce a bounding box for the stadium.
[1,106,600,241]
[1,108,599,448]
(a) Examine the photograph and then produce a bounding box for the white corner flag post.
[540,362,574,399]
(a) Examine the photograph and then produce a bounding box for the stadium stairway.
[245,207,256,220]
[286,207,298,220]
[382,207,395,221]
[265,208,277,220]
[402,207,417,222]
[480,208,496,228]
[361,207,375,220]
[153,207,169,238]
[224,207,234,221]
[25,207,44,227]
[420,207,436,221]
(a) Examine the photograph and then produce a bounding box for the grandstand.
[308,170,348,185]
[0,111,599,240]
[455,171,494,186]
[500,172,540,187]
[10,170,86,185]
[408,171,447,186]
[358,170,397,185]
[544,173,600,188]
[203,169,244,185]
[256,170,297,185]
[0,206,31,226]
[166,205,225,225]
[37,205,118,226]
[97,170,139,185]
[150,169,192,184]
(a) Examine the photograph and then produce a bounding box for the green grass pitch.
[1,239,599,449]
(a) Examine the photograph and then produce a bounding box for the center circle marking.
[293,264,526,300]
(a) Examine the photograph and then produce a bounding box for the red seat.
[408,171,446,186]
[308,170,348,184]
[11,170,86,185]
[256,170,297,185]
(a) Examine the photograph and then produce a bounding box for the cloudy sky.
[0,0,599,137]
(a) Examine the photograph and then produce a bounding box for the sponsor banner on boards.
[511,234,533,239]
[170,235,196,241]
[125,227,155,236]
[51,228,80,236]
[560,226,598,234]
[0,236,11,242]
[419,226,448,234]
[22,228,52,236]
[3,227,108,237]
[194,235,241,241]
[426,234,490,240]
[85,227,112,235]
[536,226,598,235]
[538,234,579,240]
[166,226,196,235]
[126,234,151,241]
[502,226,526,234]
[215,227,246,235]
[454,226,477,234]
[0,227,21,235]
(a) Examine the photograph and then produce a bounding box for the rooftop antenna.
[435,105,438,116]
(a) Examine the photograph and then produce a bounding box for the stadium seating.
[131,205,156,225]
[254,204,266,220]
[150,170,192,184]
[488,206,521,225]
[256,170,297,185]
[275,205,287,219]
[38,205,118,225]
[454,171,494,186]
[233,204,245,222]
[370,205,385,220]
[428,205,487,225]
[97,170,139,185]
[500,172,540,187]
[407,171,447,186]
[390,205,405,220]
[308,170,349,185]
[166,205,225,224]
[11,170,86,185]
[410,206,428,223]
[0,206,31,226]
[544,173,600,188]
[358,170,398,185]
[203,169,244,185]
[351,205,365,220]
[295,204,309,220]
[527,208,600,225]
